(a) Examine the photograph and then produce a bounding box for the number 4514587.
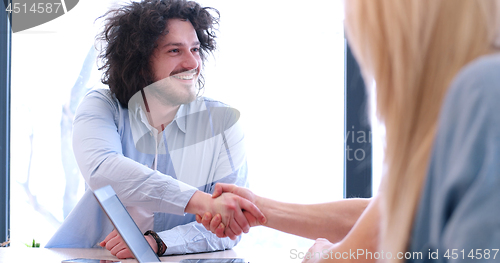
[444,249,499,260]
[5,3,63,14]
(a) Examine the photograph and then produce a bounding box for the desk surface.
[0,247,304,263]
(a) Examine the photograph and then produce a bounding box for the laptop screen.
[94,185,161,263]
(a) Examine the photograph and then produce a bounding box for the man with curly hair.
[45,0,264,258]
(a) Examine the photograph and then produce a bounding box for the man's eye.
[192,47,200,52]
[168,49,179,53]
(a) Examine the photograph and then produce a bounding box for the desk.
[0,247,304,263]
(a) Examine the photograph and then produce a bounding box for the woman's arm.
[255,196,370,243]
[198,183,370,243]
[303,195,380,263]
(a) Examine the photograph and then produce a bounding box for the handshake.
[190,183,267,240]
[102,182,369,259]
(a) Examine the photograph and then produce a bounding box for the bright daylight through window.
[10,0,345,252]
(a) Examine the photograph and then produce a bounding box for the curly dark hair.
[96,0,219,107]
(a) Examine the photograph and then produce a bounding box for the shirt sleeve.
[158,105,249,255]
[410,56,500,263]
[158,166,247,255]
[73,90,197,215]
[158,220,242,255]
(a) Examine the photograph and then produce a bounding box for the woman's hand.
[187,187,265,240]
[195,183,266,239]
[302,238,337,263]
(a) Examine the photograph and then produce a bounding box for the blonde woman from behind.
[307,0,500,262]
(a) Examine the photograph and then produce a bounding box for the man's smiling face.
[148,18,202,106]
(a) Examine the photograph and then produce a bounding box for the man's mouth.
[171,69,198,81]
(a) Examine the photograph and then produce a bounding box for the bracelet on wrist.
[144,230,167,256]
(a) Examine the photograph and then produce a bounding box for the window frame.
[344,40,372,198]
[1,0,12,245]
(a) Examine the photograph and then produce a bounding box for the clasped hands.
[195,183,266,240]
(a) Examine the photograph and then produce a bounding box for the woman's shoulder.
[432,53,500,156]
[440,53,500,124]
[449,53,500,98]
[459,52,500,74]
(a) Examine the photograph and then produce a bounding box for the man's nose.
[181,52,199,70]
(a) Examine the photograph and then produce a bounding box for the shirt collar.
[173,103,187,133]
[129,91,191,135]
[169,97,208,134]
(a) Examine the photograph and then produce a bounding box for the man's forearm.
[257,197,370,242]
[158,220,240,255]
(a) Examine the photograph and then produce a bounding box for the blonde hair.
[344,0,500,261]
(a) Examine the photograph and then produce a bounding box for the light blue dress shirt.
[46,89,248,255]
[409,53,500,262]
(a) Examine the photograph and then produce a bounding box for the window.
[198,0,346,252]
[10,1,111,246]
[7,0,347,252]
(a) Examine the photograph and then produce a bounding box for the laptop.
[93,185,247,263]
[93,185,161,263]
